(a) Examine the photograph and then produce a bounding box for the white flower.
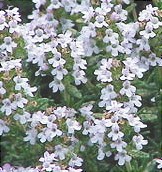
[79,104,93,120]
[32,28,49,43]
[32,0,46,9]
[99,85,117,109]
[68,155,83,167]
[72,70,87,85]
[39,151,58,171]
[37,123,62,143]
[1,98,17,116]
[108,123,124,141]
[0,81,6,95]
[24,128,38,145]
[0,11,8,30]
[114,150,131,166]
[155,159,162,169]
[0,37,17,53]
[0,59,21,72]
[66,118,81,134]
[120,80,136,97]
[49,78,65,93]
[54,145,68,160]
[103,29,119,44]
[57,30,72,48]
[110,138,127,152]
[106,40,124,57]
[5,7,21,22]
[132,134,148,150]
[140,23,156,39]
[13,93,28,108]
[0,119,10,135]
[51,65,68,80]
[14,111,31,124]
[97,147,112,160]
[94,15,108,28]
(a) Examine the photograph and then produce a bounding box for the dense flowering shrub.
[0,0,162,171]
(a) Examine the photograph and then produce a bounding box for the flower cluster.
[0,0,162,171]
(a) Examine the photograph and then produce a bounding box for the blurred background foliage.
[0,0,161,172]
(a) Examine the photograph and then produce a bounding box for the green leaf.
[66,84,82,99]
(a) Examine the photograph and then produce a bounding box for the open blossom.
[13,93,28,108]
[0,119,10,135]
[1,98,17,116]
[24,128,38,145]
[0,11,8,30]
[120,80,136,97]
[49,78,65,93]
[66,118,81,134]
[0,37,17,53]
[54,145,68,160]
[0,81,6,95]
[114,150,132,166]
[132,134,148,150]
[68,155,83,167]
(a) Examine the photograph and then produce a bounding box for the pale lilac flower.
[1,98,17,116]
[13,93,28,108]
[47,0,63,10]
[94,15,108,28]
[82,7,94,23]
[99,85,117,109]
[14,111,31,124]
[1,37,17,53]
[32,0,46,9]
[68,155,83,167]
[68,167,83,172]
[136,37,150,51]
[0,119,10,135]
[24,128,38,145]
[60,18,74,32]
[73,57,87,70]
[57,30,72,48]
[39,151,58,171]
[5,7,21,22]
[0,11,8,30]
[51,65,68,80]
[120,80,136,97]
[94,58,113,82]
[66,118,81,134]
[132,134,148,150]
[108,123,124,141]
[120,68,135,81]
[106,40,124,57]
[54,145,68,160]
[79,104,93,120]
[72,70,87,85]
[97,147,112,160]
[129,94,142,107]
[140,23,156,39]
[49,78,65,92]
[8,20,19,33]
[32,28,49,43]
[0,59,21,72]
[110,138,127,152]
[113,4,128,21]
[61,0,77,13]
[114,150,131,166]
[103,29,119,44]
[0,81,6,95]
